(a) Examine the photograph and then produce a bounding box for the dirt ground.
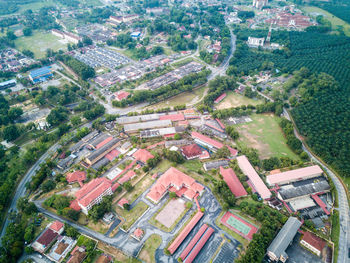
[155,198,186,228]
[97,242,130,261]
[216,92,261,110]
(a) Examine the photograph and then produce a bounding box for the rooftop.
[36,228,58,247]
[301,231,326,252]
[191,131,224,149]
[181,144,202,159]
[75,178,112,207]
[159,113,185,121]
[266,165,323,185]
[236,155,271,199]
[132,148,154,164]
[30,66,51,78]
[220,166,247,197]
[49,220,64,233]
[147,167,204,203]
[267,217,302,259]
[66,171,87,184]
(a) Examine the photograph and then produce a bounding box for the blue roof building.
[130,31,141,38]
[0,79,16,90]
[29,66,53,83]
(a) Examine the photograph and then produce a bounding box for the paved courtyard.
[155,198,186,228]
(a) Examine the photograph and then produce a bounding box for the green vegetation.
[57,54,95,80]
[202,76,238,107]
[235,114,299,159]
[15,31,67,58]
[236,201,287,263]
[117,201,149,231]
[228,30,350,91]
[312,0,350,25]
[331,210,340,262]
[290,69,350,178]
[139,234,162,263]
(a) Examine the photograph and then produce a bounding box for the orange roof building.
[300,231,326,257]
[49,220,64,234]
[132,149,154,164]
[66,171,87,186]
[74,178,113,214]
[147,167,204,203]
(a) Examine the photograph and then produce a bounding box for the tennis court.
[226,216,251,236]
[221,211,258,240]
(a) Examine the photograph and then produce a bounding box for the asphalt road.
[0,142,61,240]
[284,109,350,263]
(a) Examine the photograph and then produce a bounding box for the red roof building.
[184,227,214,263]
[111,182,120,192]
[216,118,225,129]
[159,113,185,122]
[118,170,136,184]
[220,166,247,197]
[117,198,129,209]
[96,136,113,149]
[311,194,330,215]
[147,167,204,203]
[49,220,64,234]
[114,91,130,101]
[180,224,208,260]
[74,178,113,214]
[132,228,144,241]
[32,228,58,253]
[105,149,120,161]
[300,231,326,257]
[66,171,87,185]
[214,93,226,103]
[168,211,204,254]
[191,131,224,151]
[132,149,154,164]
[181,144,203,160]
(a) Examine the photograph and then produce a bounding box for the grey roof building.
[266,217,302,262]
[124,119,172,133]
[203,159,229,171]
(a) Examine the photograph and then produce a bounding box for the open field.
[301,6,350,36]
[116,201,149,231]
[144,86,206,110]
[77,214,109,234]
[139,234,162,263]
[236,114,299,159]
[120,176,154,203]
[216,92,262,110]
[15,31,67,58]
[149,197,191,232]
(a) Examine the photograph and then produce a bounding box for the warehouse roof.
[220,166,247,197]
[124,119,171,132]
[267,217,302,259]
[185,227,214,263]
[180,224,208,260]
[30,66,51,78]
[236,155,271,199]
[159,113,185,121]
[86,138,120,163]
[266,165,323,185]
[278,176,330,200]
[116,113,161,124]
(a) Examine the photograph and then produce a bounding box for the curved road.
[284,109,349,263]
[0,142,61,239]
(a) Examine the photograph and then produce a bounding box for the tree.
[169,192,176,199]
[3,125,20,141]
[41,180,56,192]
[47,107,69,126]
[23,27,32,36]
[215,146,230,158]
[64,224,79,238]
[124,182,133,192]
[71,115,81,126]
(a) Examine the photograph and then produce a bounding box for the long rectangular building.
[85,138,120,166]
[236,155,271,199]
[267,217,302,262]
[266,165,323,186]
[124,119,172,133]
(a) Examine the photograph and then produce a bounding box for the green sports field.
[227,216,251,235]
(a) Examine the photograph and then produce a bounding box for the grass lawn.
[144,86,206,110]
[216,92,262,110]
[15,0,57,14]
[149,197,191,232]
[331,210,340,262]
[116,201,149,231]
[139,234,162,263]
[150,159,172,174]
[121,176,154,203]
[235,114,299,160]
[77,213,109,234]
[172,57,194,68]
[181,160,203,173]
[15,31,67,58]
[77,234,97,247]
[301,6,350,36]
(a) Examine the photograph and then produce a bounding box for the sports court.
[221,211,258,240]
[155,198,186,228]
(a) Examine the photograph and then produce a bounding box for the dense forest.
[0,0,39,15]
[228,30,350,90]
[311,0,350,24]
[289,70,350,178]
